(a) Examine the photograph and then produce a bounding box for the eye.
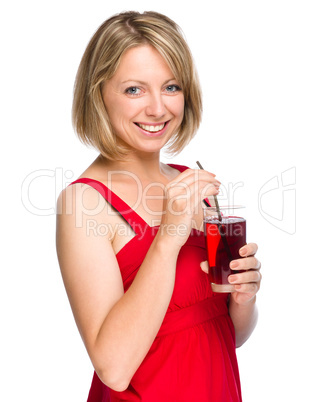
[165,84,182,93]
[125,87,142,96]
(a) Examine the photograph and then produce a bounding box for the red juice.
[204,217,246,288]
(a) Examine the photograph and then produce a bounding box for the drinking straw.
[196,161,233,260]
[196,161,222,221]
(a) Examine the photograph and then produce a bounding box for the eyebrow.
[121,78,177,85]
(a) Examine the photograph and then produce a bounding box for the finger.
[166,177,220,210]
[239,243,258,257]
[187,181,220,203]
[228,270,261,285]
[168,178,220,195]
[200,261,209,274]
[232,286,258,304]
[167,169,220,189]
[230,256,261,271]
[234,282,259,295]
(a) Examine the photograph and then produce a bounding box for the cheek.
[172,96,185,117]
[106,99,138,126]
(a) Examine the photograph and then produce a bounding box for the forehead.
[112,45,175,82]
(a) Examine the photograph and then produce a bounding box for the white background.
[1,0,315,401]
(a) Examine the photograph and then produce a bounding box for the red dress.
[70,164,242,402]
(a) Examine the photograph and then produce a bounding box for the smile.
[135,122,167,133]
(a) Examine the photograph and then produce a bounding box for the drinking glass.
[204,206,246,293]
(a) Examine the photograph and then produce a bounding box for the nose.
[145,92,166,118]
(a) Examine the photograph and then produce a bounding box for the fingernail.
[230,261,239,269]
[240,247,247,256]
[229,275,237,283]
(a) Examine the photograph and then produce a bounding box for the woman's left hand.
[201,242,261,305]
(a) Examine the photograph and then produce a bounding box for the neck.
[97,151,168,181]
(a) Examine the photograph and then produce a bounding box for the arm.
[228,295,258,348]
[56,170,220,391]
[227,243,261,347]
[56,184,177,391]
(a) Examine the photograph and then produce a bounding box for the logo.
[258,167,296,234]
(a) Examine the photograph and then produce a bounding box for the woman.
[56,11,261,402]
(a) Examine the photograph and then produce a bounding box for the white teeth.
[138,123,165,132]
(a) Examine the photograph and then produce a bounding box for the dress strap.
[69,178,148,236]
[167,163,190,173]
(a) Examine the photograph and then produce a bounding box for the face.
[102,45,185,155]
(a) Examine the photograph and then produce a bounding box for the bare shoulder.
[57,181,108,219]
[56,182,113,267]
[56,154,118,232]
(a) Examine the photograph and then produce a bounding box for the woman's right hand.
[159,169,221,248]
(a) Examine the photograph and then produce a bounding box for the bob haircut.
[72,11,202,160]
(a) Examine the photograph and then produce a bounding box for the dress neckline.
[69,163,188,236]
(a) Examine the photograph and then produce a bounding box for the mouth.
[134,121,169,135]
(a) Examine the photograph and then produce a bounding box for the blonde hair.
[72,11,202,160]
